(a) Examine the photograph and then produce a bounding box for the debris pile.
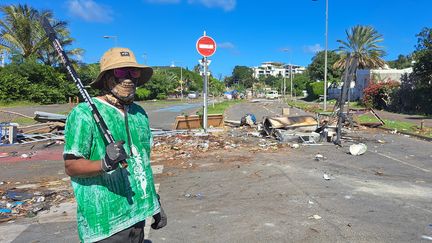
[0,180,73,222]
[1,110,66,146]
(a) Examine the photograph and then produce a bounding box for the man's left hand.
[152,195,167,229]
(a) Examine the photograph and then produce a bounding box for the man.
[63,47,167,243]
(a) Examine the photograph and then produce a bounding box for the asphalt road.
[1,100,432,242]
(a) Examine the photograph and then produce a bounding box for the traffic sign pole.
[196,31,216,133]
[203,56,208,132]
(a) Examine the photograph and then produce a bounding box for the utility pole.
[323,0,329,111]
[290,64,293,100]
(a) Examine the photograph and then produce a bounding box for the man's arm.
[64,141,128,177]
[64,154,103,177]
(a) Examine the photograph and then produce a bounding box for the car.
[265,90,279,99]
[187,92,199,99]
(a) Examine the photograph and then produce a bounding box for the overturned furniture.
[174,114,224,130]
[262,115,319,144]
[262,115,318,136]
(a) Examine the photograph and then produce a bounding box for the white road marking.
[373,151,430,172]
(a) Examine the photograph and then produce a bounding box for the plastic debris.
[309,215,322,220]
[0,208,12,213]
[349,143,367,156]
[422,235,432,241]
[323,174,332,180]
[315,154,326,161]
[291,144,300,149]
[6,190,33,201]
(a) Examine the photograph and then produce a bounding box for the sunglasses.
[113,68,141,79]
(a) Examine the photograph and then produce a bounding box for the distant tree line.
[0,4,225,104]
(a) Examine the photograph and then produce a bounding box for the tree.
[388,54,413,69]
[307,50,342,83]
[0,4,82,64]
[334,25,386,70]
[225,66,256,88]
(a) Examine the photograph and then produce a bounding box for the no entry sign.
[196,35,216,57]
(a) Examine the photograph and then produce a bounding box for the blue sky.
[2,0,432,78]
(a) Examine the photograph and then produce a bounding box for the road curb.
[377,126,432,142]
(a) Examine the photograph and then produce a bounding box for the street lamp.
[313,0,328,111]
[103,35,118,47]
[282,48,291,99]
[143,53,148,65]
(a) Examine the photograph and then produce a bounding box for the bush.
[0,73,31,102]
[306,82,324,99]
[0,60,75,104]
[135,88,151,101]
[362,81,400,109]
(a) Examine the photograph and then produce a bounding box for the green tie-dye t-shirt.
[63,98,160,243]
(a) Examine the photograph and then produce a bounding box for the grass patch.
[0,101,39,108]
[197,99,244,115]
[357,114,432,138]
[7,117,36,125]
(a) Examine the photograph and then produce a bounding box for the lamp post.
[103,35,118,47]
[142,53,147,65]
[313,0,328,110]
[282,48,291,100]
[324,0,328,111]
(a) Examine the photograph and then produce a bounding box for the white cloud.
[304,44,323,53]
[145,0,181,3]
[188,0,236,11]
[67,0,113,23]
[218,42,235,49]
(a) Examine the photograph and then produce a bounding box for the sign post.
[196,32,216,133]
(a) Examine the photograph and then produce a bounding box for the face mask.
[105,75,136,105]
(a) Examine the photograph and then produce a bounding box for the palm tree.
[334,25,386,70]
[0,4,83,64]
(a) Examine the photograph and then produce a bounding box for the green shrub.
[135,88,151,100]
[306,82,324,99]
[156,93,167,100]
[0,60,75,104]
[0,73,31,102]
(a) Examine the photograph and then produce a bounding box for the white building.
[327,66,413,100]
[252,62,305,79]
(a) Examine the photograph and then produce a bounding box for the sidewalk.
[373,109,432,128]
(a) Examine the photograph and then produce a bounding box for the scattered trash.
[314,154,326,161]
[349,143,367,156]
[240,114,256,127]
[0,208,12,213]
[323,174,332,180]
[422,235,432,241]
[308,214,322,220]
[6,190,33,201]
[291,144,300,149]
[377,139,386,144]
[375,171,384,176]
[308,200,314,205]
[0,152,10,158]
[183,193,203,200]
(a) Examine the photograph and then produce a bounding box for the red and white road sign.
[196,36,216,57]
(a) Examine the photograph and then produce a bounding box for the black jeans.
[95,220,145,243]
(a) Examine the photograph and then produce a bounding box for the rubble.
[349,143,367,156]
[0,179,74,222]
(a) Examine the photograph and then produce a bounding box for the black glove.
[101,140,128,172]
[151,194,167,230]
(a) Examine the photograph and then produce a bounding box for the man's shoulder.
[131,102,147,114]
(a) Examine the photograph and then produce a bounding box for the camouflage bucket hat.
[90,47,153,89]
